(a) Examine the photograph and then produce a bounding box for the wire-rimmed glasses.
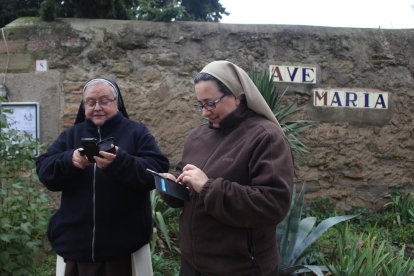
[194,94,227,112]
[84,98,116,109]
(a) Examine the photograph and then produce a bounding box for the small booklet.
[146,168,190,201]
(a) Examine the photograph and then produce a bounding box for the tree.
[180,0,228,22]
[39,0,56,22]
[60,0,139,19]
[0,0,43,27]
[136,0,185,22]
[135,0,229,22]
[0,0,229,27]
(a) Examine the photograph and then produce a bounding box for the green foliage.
[150,190,180,275]
[39,0,56,22]
[250,69,314,162]
[277,183,357,275]
[321,225,388,275]
[67,0,138,19]
[136,0,185,22]
[180,0,229,22]
[33,251,56,276]
[383,189,414,226]
[1,0,230,27]
[344,190,414,246]
[0,0,42,27]
[0,181,51,275]
[304,197,335,220]
[380,246,414,276]
[321,224,414,275]
[380,190,414,245]
[152,251,180,276]
[150,190,179,252]
[388,224,414,246]
[148,186,414,276]
[0,106,53,275]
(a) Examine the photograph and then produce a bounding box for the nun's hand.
[177,164,209,193]
[73,148,91,169]
[94,148,117,169]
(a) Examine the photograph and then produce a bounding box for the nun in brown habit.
[161,61,294,276]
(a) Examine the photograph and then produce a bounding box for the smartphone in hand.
[146,168,189,201]
[80,137,115,162]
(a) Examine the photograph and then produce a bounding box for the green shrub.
[387,224,414,246]
[39,0,56,22]
[304,197,336,220]
[1,105,53,275]
[33,251,55,276]
[346,190,414,247]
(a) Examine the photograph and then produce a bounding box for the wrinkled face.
[195,80,240,128]
[83,82,119,126]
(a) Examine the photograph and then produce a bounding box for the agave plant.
[250,70,313,161]
[277,183,358,275]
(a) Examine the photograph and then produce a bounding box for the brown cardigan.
[164,106,293,275]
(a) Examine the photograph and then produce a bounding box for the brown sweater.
[165,106,293,275]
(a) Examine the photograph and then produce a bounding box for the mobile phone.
[146,168,190,201]
[97,137,116,154]
[79,137,115,162]
[80,138,99,162]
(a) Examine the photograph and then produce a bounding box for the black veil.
[74,78,129,124]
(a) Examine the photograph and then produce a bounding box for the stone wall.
[1,18,413,210]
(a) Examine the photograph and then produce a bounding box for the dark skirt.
[64,256,132,276]
[179,256,279,276]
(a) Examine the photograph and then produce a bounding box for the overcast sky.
[219,0,414,29]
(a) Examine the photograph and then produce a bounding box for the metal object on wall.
[0,84,8,99]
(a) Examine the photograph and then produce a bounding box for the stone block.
[0,53,32,73]
[27,40,56,52]
[0,40,26,54]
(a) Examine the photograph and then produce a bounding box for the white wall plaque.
[1,102,40,153]
[36,60,48,72]
[314,89,388,109]
[269,64,316,83]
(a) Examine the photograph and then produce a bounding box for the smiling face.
[83,82,119,126]
[195,80,240,128]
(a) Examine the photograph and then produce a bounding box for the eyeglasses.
[194,94,227,112]
[84,98,116,109]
